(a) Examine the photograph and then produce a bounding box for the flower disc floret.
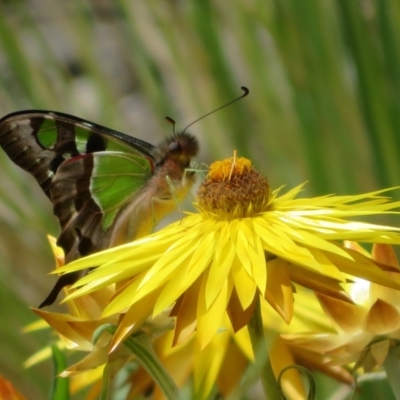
[197,156,270,219]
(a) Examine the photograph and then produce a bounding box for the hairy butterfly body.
[0,111,199,307]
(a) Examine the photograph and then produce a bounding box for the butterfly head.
[156,85,249,171]
[155,131,199,171]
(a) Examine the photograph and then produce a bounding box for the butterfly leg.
[165,175,184,221]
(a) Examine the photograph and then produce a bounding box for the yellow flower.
[283,243,400,373]
[58,156,400,351]
[31,238,352,399]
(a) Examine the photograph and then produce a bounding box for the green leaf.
[50,344,69,400]
[92,323,114,345]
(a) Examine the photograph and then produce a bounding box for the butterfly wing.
[51,151,153,261]
[0,111,157,306]
[0,110,155,197]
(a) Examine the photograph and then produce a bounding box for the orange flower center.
[197,154,270,219]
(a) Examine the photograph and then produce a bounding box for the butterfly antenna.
[165,116,177,139]
[182,86,249,133]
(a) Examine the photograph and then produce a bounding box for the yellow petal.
[110,287,164,352]
[236,329,254,362]
[61,347,108,374]
[230,256,257,310]
[102,277,144,316]
[232,221,252,276]
[372,243,400,268]
[316,294,367,333]
[306,247,346,281]
[172,278,202,346]
[249,227,267,295]
[286,262,351,302]
[47,234,65,267]
[197,275,232,349]
[217,338,249,396]
[24,345,56,368]
[326,249,400,291]
[270,337,307,399]
[22,319,48,333]
[227,288,257,332]
[255,218,320,269]
[58,234,168,274]
[205,226,235,308]
[68,319,114,345]
[194,329,230,399]
[154,232,215,315]
[265,259,294,323]
[69,367,104,393]
[67,287,115,320]
[290,345,353,385]
[370,339,390,366]
[138,240,195,292]
[31,309,92,350]
[364,299,400,334]
[282,333,351,354]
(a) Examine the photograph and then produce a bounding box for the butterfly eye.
[168,141,181,154]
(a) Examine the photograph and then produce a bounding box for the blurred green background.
[0,1,399,399]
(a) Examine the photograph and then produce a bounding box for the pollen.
[197,154,270,219]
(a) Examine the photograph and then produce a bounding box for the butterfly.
[0,111,199,307]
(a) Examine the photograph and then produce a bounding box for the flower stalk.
[125,332,180,400]
[248,296,281,400]
[103,326,180,400]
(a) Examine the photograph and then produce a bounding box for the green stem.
[124,331,180,400]
[383,346,400,400]
[248,296,281,400]
[100,362,111,400]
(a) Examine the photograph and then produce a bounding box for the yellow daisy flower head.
[58,155,400,350]
[283,243,400,374]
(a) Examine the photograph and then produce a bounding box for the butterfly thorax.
[108,131,199,246]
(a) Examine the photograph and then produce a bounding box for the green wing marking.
[91,152,151,229]
[0,110,155,197]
